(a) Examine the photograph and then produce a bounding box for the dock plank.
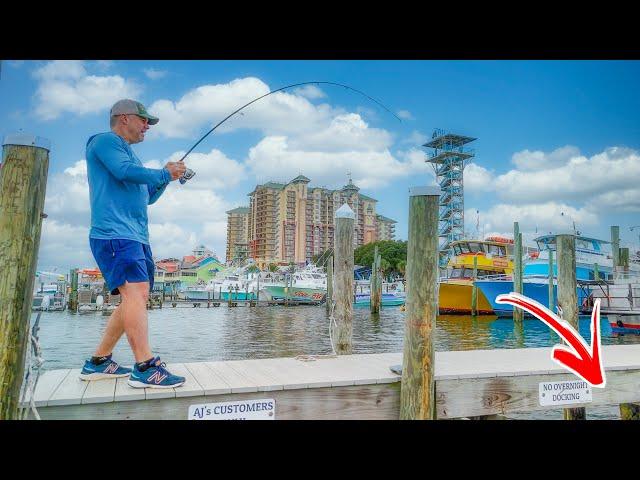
[226,360,284,392]
[205,361,259,393]
[28,369,70,407]
[250,357,316,389]
[82,378,117,404]
[114,377,145,402]
[49,369,89,406]
[27,345,640,419]
[168,363,205,398]
[184,362,232,395]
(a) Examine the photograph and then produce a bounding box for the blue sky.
[1,60,639,271]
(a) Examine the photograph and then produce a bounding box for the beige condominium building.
[376,214,397,241]
[230,175,396,268]
[225,207,251,264]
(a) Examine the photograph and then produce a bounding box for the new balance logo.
[104,363,119,374]
[147,371,168,384]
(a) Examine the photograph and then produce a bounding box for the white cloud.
[147,187,230,225]
[37,220,94,270]
[44,160,90,227]
[401,130,429,146]
[288,114,392,152]
[201,221,228,257]
[511,145,580,171]
[293,85,326,99]
[34,60,86,81]
[246,136,431,190]
[144,68,168,80]
[467,202,599,237]
[32,60,142,121]
[495,146,640,204]
[464,163,494,193]
[587,188,640,212]
[163,149,246,190]
[147,77,337,139]
[148,223,199,259]
[397,110,414,120]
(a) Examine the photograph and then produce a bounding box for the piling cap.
[3,134,51,151]
[335,203,355,219]
[409,186,441,197]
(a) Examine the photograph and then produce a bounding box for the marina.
[2,109,640,421]
[22,307,640,419]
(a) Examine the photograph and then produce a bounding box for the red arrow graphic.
[495,292,606,388]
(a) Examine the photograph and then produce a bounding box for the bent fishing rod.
[176,81,401,184]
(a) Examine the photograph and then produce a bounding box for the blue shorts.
[89,238,155,295]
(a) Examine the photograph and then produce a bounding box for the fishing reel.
[179,168,196,184]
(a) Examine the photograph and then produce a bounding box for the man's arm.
[95,134,170,186]
[148,182,168,205]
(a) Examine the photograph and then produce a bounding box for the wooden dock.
[23,345,640,420]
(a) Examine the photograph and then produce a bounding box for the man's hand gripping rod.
[178,160,195,184]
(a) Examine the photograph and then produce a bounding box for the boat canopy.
[449,239,511,257]
[533,234,610,252]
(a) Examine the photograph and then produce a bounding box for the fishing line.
[176,81,401,183]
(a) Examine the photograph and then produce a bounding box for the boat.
[182,280,213,300]
[353,280,406,307]
[586,270,640,334]
[262,270,326,303]
[609,314,640,334]
[475,234,611,317]
[438,238,514,315]
[32,281,67,311]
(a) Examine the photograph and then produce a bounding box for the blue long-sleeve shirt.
[86,132,171,244]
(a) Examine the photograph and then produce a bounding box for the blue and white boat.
[475,234,613,317]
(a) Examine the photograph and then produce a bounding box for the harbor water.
[30,305,640,419]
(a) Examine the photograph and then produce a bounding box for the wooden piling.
[594,262,599,282]
[556,233,586,420]
[620,247,629,273]
[620,403,640,420]
[617,247,639,418]
[256,274,260,303]
[333,204,355,355]
[0,134,50,419]
[326,256,333,312]
[513,223,523,324]
[285,274,289,307]
[548,250,555,310]
[611,226,620,274]
[471,255,478,316]
[376,251,383,310]
[68,268,79,312]
[400,186,440,420]
[371,246,381,313]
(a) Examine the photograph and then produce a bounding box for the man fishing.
[79,99,188,389]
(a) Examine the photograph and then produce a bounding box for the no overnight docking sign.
[188,399,276,420]
[539,380,592,407]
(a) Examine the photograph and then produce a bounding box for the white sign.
[539,380,593,407]
[188,399,276,420]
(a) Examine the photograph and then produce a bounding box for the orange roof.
[158,264,179,273]
[183,255,196,263]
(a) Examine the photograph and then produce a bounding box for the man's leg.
[118,281,153,363]
[93,303,124,357]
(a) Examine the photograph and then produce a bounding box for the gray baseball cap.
[110,99,159,125]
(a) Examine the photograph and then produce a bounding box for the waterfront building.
[237,175,395,268]
[154,246,224,289]
[376,214,397,241]
[225,207,251,264]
